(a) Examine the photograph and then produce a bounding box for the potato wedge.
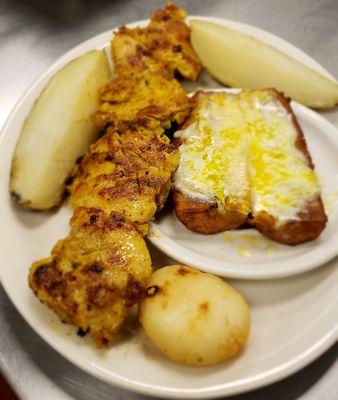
[10,50,111,210]
[139,265,250,366]
[190,20,338,108]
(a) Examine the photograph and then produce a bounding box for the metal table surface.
[0,0,337,399]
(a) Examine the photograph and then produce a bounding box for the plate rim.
[0,15,337,400]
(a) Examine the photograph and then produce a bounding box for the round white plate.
[149,91,338,280]
[0,16,337,400]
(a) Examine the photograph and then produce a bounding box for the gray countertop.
[0,0,337,399]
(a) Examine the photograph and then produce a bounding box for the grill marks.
[29,207,152,346]
[109,3,201,80]
[93,3,201,131]
[69,126,179,232]
[29,3,201,347]
[92,72,192,131]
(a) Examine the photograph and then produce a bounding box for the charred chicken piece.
[29,207,152,347]
[111,2,201,80]
[70,121,179,235]
[93,70,192,131]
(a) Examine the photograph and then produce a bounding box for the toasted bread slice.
[247,89,327,244]
[173,89,327,244]
[172,91,251,234]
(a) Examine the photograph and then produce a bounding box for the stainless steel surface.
[0,0,337,399]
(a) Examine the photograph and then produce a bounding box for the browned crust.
[110,3,202,81]
[252,197,327,245]
[28,207,152,347]
[250,88,327,245]
[69,123,179,233]
[174,191,248,234]
[272,88,314,168]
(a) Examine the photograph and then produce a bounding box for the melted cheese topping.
[245,91,319,222]
[173,90,320,223]
[173,93,250,215]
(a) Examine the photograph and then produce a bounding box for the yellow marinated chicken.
[29,207,152,347]
[70,120,179,235]
[29,3,200,347]
[93,2,201,130]
[111,2,201,80]
[92,70,192,130]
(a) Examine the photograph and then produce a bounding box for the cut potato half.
[10,50,111,210]
[190,20,338,108]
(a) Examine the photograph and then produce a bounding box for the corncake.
[173,89,327,244]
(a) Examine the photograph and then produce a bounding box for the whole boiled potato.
[139,265,250,366]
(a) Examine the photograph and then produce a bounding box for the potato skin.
[139,265,250,366]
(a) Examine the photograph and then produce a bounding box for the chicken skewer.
[29,3,201,347]
[70,120,180,235]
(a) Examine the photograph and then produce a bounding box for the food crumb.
[236,246,251,257]
[265,244,278,255]
[222,231,280,257]
[148,231,161,238]
[220,231,237,244]
[240,234,261,249]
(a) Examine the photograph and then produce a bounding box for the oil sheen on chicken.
[70,120,179,235]
[29,3,201,347]
[29,207,152,347]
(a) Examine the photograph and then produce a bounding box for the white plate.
[0,16,337,400]
[149,91,338,279]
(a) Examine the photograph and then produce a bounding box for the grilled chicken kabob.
[29,3,201,347]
